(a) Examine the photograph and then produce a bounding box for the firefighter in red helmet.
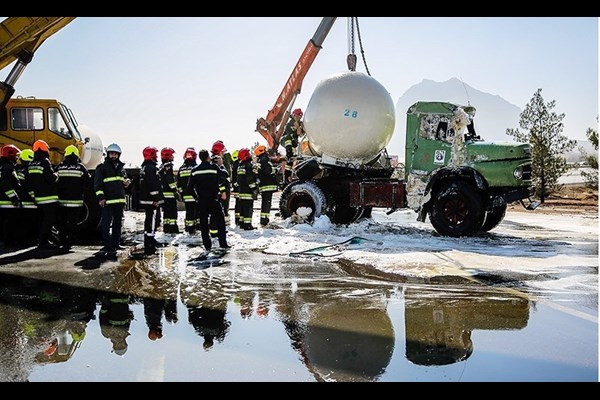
[159,147,180,234]
[139,146,162,255]
[236,148,258,230]
[177,147,198,234]
[0,144,21,246]
[281,108,305,185]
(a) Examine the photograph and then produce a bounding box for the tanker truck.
[276,71,536,237]
[256,17,536,237]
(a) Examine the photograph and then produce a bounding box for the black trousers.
[37,202,59,246]
[58,206,83,246]
[259,190,274,226]
[197,198,227,250]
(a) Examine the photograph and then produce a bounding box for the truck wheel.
[279,180,328,224]
[429,181,485,237]
[480,199,507,232]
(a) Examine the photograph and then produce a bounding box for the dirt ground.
[509,183,598,215]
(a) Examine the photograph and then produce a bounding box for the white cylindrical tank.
[304,71,395,164]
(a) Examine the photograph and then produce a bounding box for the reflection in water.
[99,292,133,356]
[0,256,534,382]
[403,286,531,366]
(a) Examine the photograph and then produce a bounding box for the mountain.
[389,77,522,160]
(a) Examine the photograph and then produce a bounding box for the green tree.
[580,121,598,189]
[506,88,576,203]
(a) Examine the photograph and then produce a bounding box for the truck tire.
[279,180,328,224]
[429,181,485,237]
[480,199,507,232]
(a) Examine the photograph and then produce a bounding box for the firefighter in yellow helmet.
[56,145,92,250]
[15,148,39,245]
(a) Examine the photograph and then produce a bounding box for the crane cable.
[346,17,371,76]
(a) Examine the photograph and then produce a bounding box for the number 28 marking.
[344,109,358,118]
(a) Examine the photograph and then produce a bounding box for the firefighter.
[230,150,241,226]
[139,146,163,255]
[280,108,305,185]
[99,291,133,357]
[211,140,233,222]
[188,149,230,250]
[177,147,198,234]
[209,153,230,237]
[159,147,180,234]
[15,148,39,245]
[27,140,59,249]
[94,143,130,254]
[236,148,258,230]
[56,145,92,250]
[254,145,278,226]
[0,144,21,246]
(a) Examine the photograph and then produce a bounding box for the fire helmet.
[238,148,251,162]
[184,147,197,160]
[19,148,34,162]
[143,146,159,161]
[211,140,225,155]
[64,144,80,158]
[292,108,303,118]
[1,144,20,159]
[161,147,175,161]
[254,145,267,156]
[32,139,49,153]
[231,149,239,162]
[106,143,122,154]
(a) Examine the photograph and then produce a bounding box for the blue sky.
[5,17,598,164]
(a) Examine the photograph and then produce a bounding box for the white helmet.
[106,143,122,154]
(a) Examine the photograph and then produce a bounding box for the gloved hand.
[252,189,259,200]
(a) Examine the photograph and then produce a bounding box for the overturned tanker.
[279,71,536,237]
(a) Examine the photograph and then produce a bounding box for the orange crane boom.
[255,17,336,152]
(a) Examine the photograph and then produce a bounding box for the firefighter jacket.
[57,154,92,208]
[27,152,59,205]
[281,117,304,161]
[139,159,162,209]
[94,157,127,205]
[159,161,178,201]
[236,159,258,201]
[177,159,197,203]
[256,153,278,193]
[214,161,230,194]
[189,160,221,201]
[231,159,239,191]
[0,157,21,208]
[15,162,36,208]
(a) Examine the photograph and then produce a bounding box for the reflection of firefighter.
[99,292,133,356]
[187,302,230,350]
[144,297,178,341]
[404,288,530,366]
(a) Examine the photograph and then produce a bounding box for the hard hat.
[184,147,197,160]
[254,145,267,156]
[1,144,20,159]
[32,139,49,153]
[106,143,122,154]
[19,148,34,162]
[231,150,239,162]
[211,141,225,155]
[238,148,251,162]
[64,144,80,158]
[160,147,175,161]
[292,108,303,118]
[143,146,159,161]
